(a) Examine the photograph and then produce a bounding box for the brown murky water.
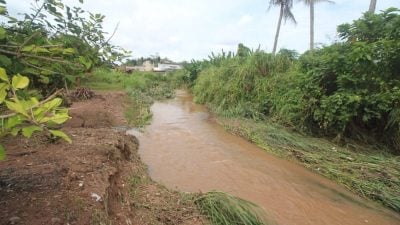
[132,90,400,225]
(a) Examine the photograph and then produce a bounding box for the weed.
[195,191,270,225]
[62,197,86,223]
[129,174,148,188]
[91,209,112,225]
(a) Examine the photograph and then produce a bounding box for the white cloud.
[4,0,400,61]
[238,14,253,26]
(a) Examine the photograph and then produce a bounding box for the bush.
[298,9,400,150]
[190,9,400,152]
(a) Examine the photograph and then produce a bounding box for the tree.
[369,0,377,13]
[300,0,334,51]
[0,0,129,159]
[269,0,297,55]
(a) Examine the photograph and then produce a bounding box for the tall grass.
[193,51,295,121]
[195,191,270,225]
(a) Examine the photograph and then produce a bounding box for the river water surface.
[132,90,400,225]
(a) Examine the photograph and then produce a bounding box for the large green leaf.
[0,144,5,160]
[20,98,38,111]
[5,115,23,129]
[12,74,29,89]
[21,45,35,52]
[22,126,43,138]
[42,98,63,110]
[49,130,72,143]
[78,56,92,70]
[0,67,8,81]
[5,100,28,116]
[0,83,9,103]
[39,113,70,124]
[10,127,20,136]
[32,46,50,54]
[0,55,11,67]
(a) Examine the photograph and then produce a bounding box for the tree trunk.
[369,0,377,13]
[310,1,315,51]
[273,4,284,55]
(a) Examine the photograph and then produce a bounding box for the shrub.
[298,9,400,150]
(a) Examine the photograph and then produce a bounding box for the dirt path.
[0,91,204,225]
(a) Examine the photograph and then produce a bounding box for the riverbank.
[215,116,400,213]
[0,91,205,225]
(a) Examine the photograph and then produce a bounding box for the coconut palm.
[300,0,334,51]
[369,0,377,13]
[269,0,297,54]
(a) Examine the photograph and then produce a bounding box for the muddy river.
[131,90,400,225]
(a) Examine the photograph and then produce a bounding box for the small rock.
[51,217,62,224]
[78,181,84,187]
[155,193,161,196]
[91,192,102,202]
[9,216,21,224]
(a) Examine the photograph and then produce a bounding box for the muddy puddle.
[131,90,400,225]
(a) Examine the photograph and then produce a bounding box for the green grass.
[195,191,270,225]
[82,68,176,127]
[219,117,400,212]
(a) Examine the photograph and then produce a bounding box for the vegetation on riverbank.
[175,8,400,212]
[219,118,400,212]
[82,68,176,127]
[195,191,269,225]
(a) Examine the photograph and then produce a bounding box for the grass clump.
[195,191,270,225]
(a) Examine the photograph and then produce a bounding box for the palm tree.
[369,0,377,13]
[300,0,333,51]
[269,0,296,55]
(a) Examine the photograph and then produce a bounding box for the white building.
[153,63,183,72]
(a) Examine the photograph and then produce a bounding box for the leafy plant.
[0,68,71,160]
[0,0,129,159]
[0,0,130,93]
[298,9,400,149]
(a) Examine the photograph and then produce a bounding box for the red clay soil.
[0,91,204,225]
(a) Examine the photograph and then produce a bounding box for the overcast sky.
[6,0,400,61]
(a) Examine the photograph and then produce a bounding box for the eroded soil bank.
[137,90,400,225]
[0,91,204,225]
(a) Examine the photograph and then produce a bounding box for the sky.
[6,0,400,62]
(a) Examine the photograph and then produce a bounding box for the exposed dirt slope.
[0,91,204,225]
